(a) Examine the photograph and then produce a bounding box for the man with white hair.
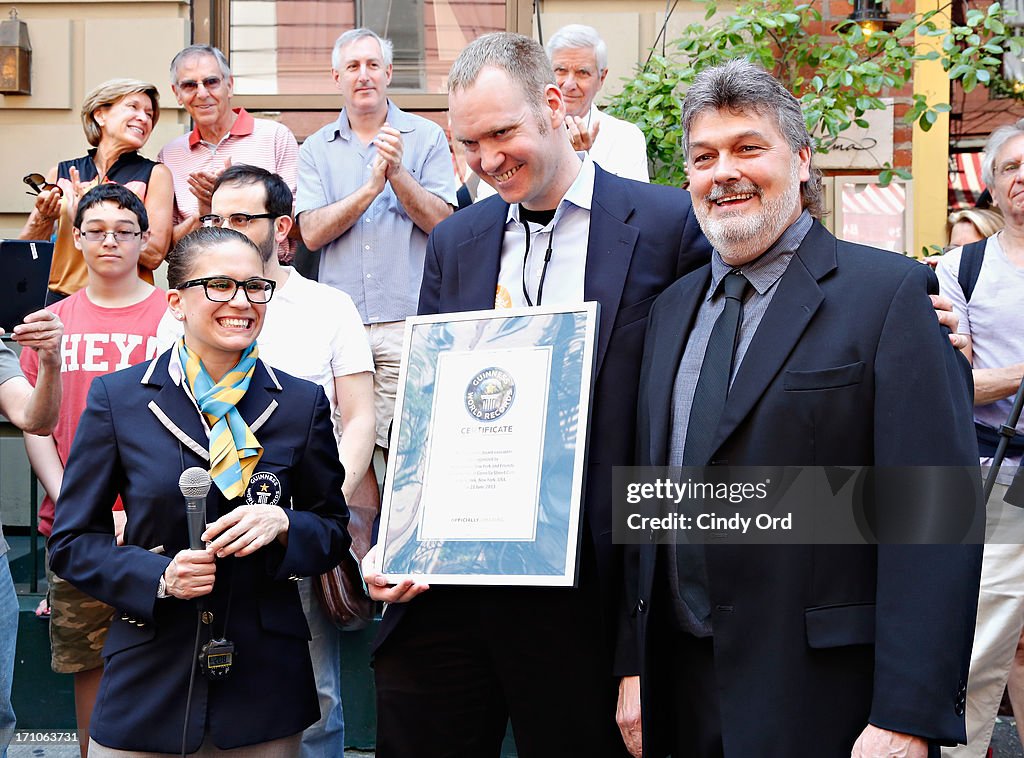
[937,120,1024,758]
[547,24,650,182]
[158,45,300,259]
[297,27,455,460]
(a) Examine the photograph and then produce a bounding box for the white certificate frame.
[375,303,598,586]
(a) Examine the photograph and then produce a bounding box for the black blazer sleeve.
[418,227,444,317]
[868,262,983,745]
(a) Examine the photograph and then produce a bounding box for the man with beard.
[617,59,982,758]
[157,164,374,758]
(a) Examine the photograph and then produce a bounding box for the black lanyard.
[521,220,555,307]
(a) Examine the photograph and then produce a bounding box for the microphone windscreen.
[179,467,212,499]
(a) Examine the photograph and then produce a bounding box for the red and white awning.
[949,152,986,210]
[839,181,908,252]
[840,182,906,216]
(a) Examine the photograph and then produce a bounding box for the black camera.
[199,638,235,679]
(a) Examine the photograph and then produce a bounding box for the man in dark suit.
[361,32,711,757]
[617,59,983,758]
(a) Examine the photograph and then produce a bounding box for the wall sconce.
[849,0,900,35]
[0,8,31,95]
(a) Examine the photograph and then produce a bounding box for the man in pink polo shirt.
[158,44,299,262]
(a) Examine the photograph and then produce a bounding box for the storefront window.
[228,0,506,96]
[835,177,912,255]
[250,109,448,144]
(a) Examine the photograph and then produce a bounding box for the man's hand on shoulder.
[930,294,968,351]
[851,725,928,758]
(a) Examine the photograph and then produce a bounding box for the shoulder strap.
[957,239,988,304]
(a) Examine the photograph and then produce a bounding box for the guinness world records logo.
[465,367,515,421]
[245,471,282,506]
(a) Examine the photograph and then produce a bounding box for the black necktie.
[683,270,751,466]
[677,269,750,622]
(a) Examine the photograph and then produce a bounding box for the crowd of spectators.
[1,19,1020,758]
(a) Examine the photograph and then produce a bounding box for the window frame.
[191,0,532,113]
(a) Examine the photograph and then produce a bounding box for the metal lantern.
[848,0,899,35]
[0,8,31,95]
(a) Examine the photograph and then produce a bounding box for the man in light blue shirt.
[296,28,455,457]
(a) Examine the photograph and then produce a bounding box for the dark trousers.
[660,629,942,758]
[667,632,724,758]
[373,565,628,758]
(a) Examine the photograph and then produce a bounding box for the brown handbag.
[314,480,379,631]
[315,550,374,631]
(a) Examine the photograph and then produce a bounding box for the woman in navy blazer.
[49,227,350,756]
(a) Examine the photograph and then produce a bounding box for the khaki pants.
[943,481,1022,757]
[365,320,404,449]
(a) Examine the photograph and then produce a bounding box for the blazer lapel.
[235,360,282,434]
[456,201,508,312]
[585,167,640,377]
[143,353,210,462]
[709,222,836,456]
[647,270,710,465]
[144,355,283,462]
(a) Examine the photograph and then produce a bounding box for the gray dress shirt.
[665,210,813,635]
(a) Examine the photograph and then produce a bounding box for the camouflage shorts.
[47,566,113,674]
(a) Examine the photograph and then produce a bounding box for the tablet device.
[0,239,54,331]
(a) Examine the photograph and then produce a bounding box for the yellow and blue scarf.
[178,339,263,499]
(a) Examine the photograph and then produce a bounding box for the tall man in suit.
[617,59,983,758]
[362,32,711,757]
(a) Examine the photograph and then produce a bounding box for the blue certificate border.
[378,303,598,586]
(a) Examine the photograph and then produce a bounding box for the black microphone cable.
[180,611,203,758]
[178,443,209,758]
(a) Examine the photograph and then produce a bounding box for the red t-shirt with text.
[21,288,166,535]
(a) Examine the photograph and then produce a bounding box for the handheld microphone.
[179,467,212,550]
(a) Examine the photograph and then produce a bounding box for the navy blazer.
[379,166,712,649]
[626,222,983,757]
[48,352,350,753]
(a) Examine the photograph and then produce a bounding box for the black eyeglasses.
[176,76,223,94]
[80,230,143,243]
[200,213,277,229]
[23,173,62,197]
[178,276,276,304]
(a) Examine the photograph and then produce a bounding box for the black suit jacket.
[374,165,712,649]
[626,222,983,757]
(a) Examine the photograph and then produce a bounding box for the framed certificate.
[376,303,598,586]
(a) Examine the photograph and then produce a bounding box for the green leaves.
[879,163,913,188]
[606,0,1021,186]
